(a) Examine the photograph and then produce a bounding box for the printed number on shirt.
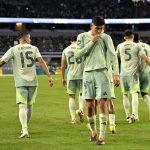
[20,51,34,68]
[125,48,132,61]
[68,55,82,64]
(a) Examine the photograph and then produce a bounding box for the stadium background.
[0,0,150,150]
[0,0,150,75]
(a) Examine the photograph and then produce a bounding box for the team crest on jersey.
[77,40,81,45]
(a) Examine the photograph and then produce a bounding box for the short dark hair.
[133,33,139,43]
[92,16,105,26]
[18,30,30,39]
[70,36,77,42]
[124,30,133,37]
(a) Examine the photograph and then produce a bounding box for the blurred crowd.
[0,0,150,18]
[0,34,150,53]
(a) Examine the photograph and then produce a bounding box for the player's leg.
[95,69,111,145]
[123,94,130,121]
[107,99,116,134]
[130,75,140,123]
[67,80,76,123]
[140,74,150,119]
[108,82,116,133]
[83,71,97,141]
[120,76,131,121]
[27,86,37,124]
[76,80,85,122]
[16,87,29,138]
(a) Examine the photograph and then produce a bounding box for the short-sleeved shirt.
[62,43,84,80]
[1,43,42,87]
[117,41,145,76]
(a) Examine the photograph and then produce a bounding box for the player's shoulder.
[101,33,111,39]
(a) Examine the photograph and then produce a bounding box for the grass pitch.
[0,75,150,150]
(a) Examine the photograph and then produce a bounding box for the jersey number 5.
[125,48,132,61]
[20,51,34,68]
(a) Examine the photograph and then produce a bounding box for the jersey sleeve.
[75,33,94,58]
[62,50,66,61]
[35,47,42,59]
[104,35,119,75]
[1,48,14,63]
[137,44,145,57]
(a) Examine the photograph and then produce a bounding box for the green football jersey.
[75,31,119,75]
[1,43,42,87]
[117,41,145,76]
[138,42,150,74]
[62,43,84,80]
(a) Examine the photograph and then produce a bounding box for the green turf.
[0,75,150,150]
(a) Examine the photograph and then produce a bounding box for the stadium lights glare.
[0,18,150,24]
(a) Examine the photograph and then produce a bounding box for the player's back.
[117,41,141,76]
[63,43,84,80]
[11,43,41,86]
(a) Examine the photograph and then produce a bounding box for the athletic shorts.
[82,69,112,100]
[67,79,82,95]
[120,75,140,94]
[139,72,150,93]
[16,86,37,105]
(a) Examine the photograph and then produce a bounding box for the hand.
[113,75,120,87]
[92,34,100,43]
[48,77,54,87]
[62,79,67,87]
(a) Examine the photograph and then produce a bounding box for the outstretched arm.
[37,57,54,87]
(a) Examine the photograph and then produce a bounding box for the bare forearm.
[39,61,51,77]
[61,66,66,80]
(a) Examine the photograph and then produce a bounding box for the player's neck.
[125,39,133,43]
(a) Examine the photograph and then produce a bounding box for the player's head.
[124,30,134,40]
[18,30,31,44]
[133,33,139,43]
[70,36,77,42]
[91,16,105,35]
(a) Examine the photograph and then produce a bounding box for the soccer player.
[61,36,85,124]
[117,30,150,123]
[134,33,150,119]
[0,31,54,138]
[75,16,120,145]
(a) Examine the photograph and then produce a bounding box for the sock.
[123,94,130,117]
[19,104,28,133]
[109,114,115,125]
[99,114,107,138]
[132,93,139,116]
[87,116,96,131]
[27,105,33,124]
[69,97,76,120]
[78,94,85,112]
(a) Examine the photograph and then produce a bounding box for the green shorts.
[139,72,150,93]
[83,69,112,100]
[120,75,140,94]
[16,86,38,105]
[67,79,82,95]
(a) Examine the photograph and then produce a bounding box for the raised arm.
[75,34,94,59]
